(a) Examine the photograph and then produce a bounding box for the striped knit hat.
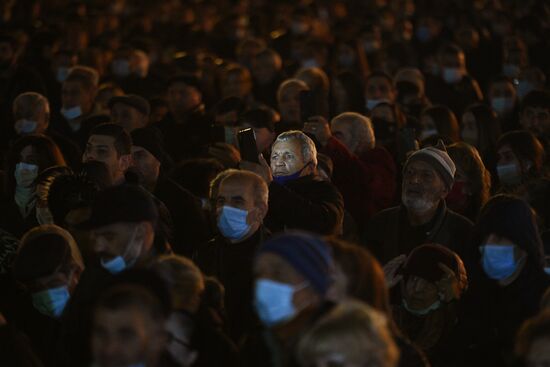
[404,140,456,189]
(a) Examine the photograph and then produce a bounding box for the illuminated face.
[91,306,164,367]
[270,140,308,177]
[83,135,130,184]
[61,80,93,113]
[402,160,448,214]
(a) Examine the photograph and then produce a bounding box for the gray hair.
[273,130,318,167]
[220,170,269,207]
[331,112,375,153]
[13,92,50,120]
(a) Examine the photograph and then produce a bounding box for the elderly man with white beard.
[363,140,473,266]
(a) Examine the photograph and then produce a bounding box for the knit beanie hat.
[258,231,333,295]
[404,140,456,189]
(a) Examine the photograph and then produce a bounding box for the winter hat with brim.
[404,140,456,189]
[257,231,333,296]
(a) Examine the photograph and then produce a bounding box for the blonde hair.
[297,301,399,367]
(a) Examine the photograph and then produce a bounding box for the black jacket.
[363,202,474,264]
[265,176,344,236]
[194,226,270,342]
[154,178,209,257]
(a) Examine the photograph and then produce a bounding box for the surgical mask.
[545,267,550,275]
[101,256,127,274]
[403,298,441,316]
[217,206,251,241]
[416,26,431,43]
[273,163,310,186]
[301,58,319,69]
[15,162,39,188]
[366,98,389,111]
[14,119,38,134]
[254,279,307,326]
[36,206,54,225]
[100,228,142,274]
[61,105,82,120]
[442,68,463,84]
[32,285,70,318]
[491,97,515,115]
[497,163,521,186]
[517,81,535,100]
[112,59,131,77]
[420,128,438,141]
[481,244,517,280]
[502,64,520,78]
[56,67,70,83]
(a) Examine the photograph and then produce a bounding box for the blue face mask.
[56,67,70,83]
[481,244,517,280]
[101,256,127,274]
[32,286,70,318]
[14,119,38,135]
[403,298,441,316]
[491,97,515,115]
[60,105,82,120]
[442,68,463,84]
[366,98,389,111]
[217,205,251,241]
[497,163,521,186]
[254,279,307,326]
[273,163,310,186]
[100,228,142,274]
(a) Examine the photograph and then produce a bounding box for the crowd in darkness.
[2,0,550,366]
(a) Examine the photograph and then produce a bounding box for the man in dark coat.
[131,127,209,257]
[242,130,344,236]
[364,141,473,264]
[194,170,270,342]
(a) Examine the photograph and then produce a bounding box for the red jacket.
[323,137,397,229]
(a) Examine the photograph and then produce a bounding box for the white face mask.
[61,105,82,121]
[14,119,38,134]
[420,128,438,141]
[15,162,39,188]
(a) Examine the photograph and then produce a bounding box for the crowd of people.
[1,0,550,366]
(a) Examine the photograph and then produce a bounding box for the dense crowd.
[1,0,550,366]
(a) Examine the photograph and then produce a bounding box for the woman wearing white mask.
[0,135,66,237]
[462,195,550,366]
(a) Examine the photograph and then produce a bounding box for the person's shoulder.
[445,208,474,228]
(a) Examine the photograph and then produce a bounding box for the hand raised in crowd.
[383,254,407,288]
[208,143,241,168]
[240,154,273,184]
[303,116,331,147]
[436,262,461,302]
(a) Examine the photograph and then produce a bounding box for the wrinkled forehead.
[272,139,303,155]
